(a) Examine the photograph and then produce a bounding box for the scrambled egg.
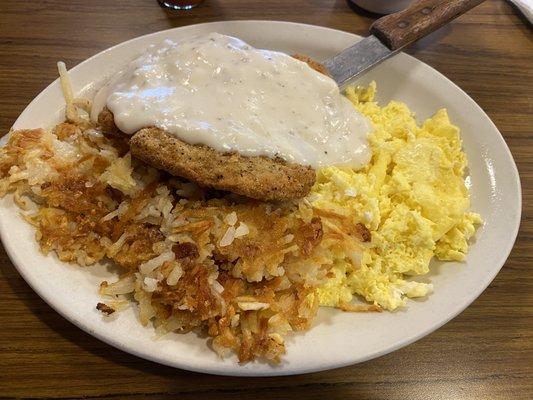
[313,83,482,311]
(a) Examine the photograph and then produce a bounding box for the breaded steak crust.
[96,51,331,201]
[98,108,315,201]
[291,54,331,77]
[129,127,316,201]
[97,107,122,137]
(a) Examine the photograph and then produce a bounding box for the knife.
[323,0,486,87]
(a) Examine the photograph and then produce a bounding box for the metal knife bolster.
[322,35,397,88]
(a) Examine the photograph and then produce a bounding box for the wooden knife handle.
[370,0,485,51]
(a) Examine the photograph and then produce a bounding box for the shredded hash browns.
[0,122,370,363]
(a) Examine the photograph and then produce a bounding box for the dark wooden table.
[0,1,531,398]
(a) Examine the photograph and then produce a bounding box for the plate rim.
[1,20,522,376]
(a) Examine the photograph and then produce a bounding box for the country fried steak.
[96,56,330,201]
[131,127,315,201]
[98,108,315,201]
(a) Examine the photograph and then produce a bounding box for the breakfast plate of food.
[0,20,521,376]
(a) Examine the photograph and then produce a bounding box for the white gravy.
[91,33,372,168]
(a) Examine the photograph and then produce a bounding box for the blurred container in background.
[351,0,414,14]
[158,0,204,10]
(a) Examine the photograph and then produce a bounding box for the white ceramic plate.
[0,21,521,376]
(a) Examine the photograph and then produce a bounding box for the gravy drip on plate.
[92,33,372,168]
